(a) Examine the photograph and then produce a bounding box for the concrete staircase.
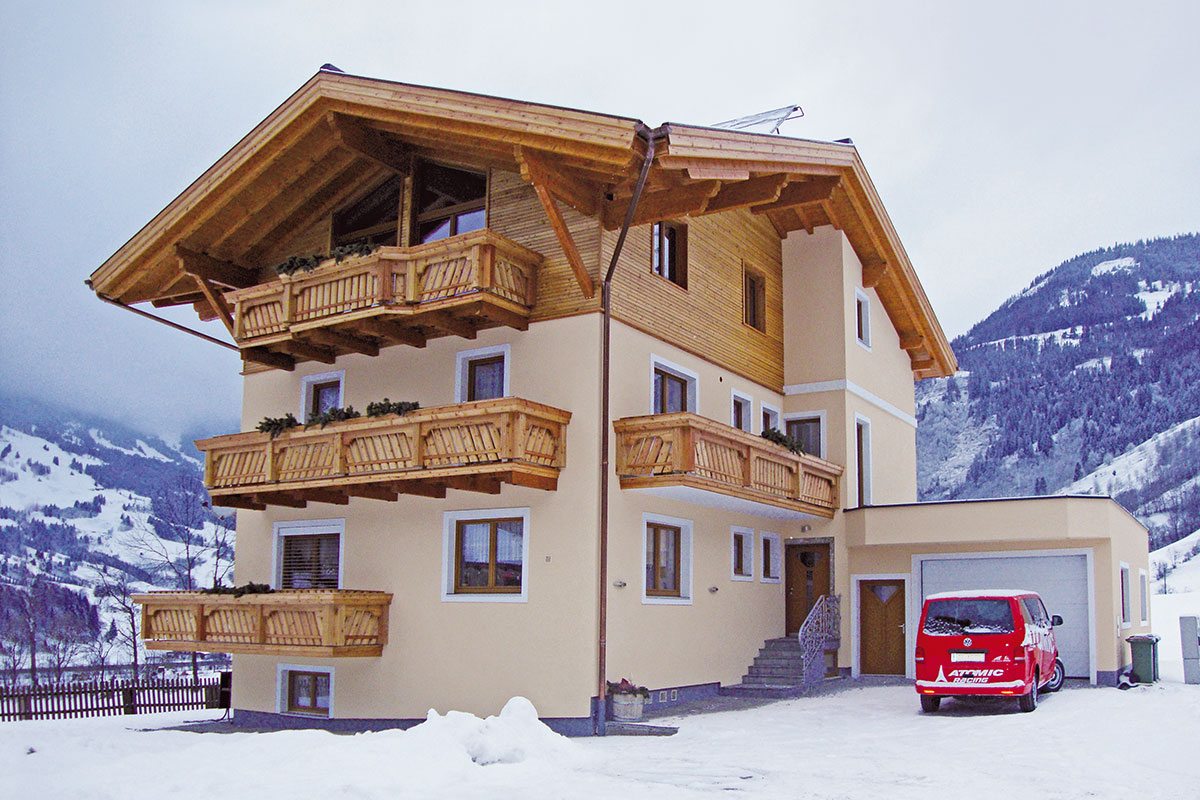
[720,637,811,698]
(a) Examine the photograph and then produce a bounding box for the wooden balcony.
[227,230,542,369]
[197,397,571,509]
[614,413,843,518]
[134,590,392,657]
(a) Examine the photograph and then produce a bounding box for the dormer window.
[414,161,487,244]
[332,176,401,248]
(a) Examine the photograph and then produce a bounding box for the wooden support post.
[529,180,595,298]
[193,605,207,644]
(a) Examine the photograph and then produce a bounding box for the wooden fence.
[0,677,223,722]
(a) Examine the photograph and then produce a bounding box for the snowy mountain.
[917,233,1200,561]
[0,392,237,675]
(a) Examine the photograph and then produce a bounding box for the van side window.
[1021,598,1047,626]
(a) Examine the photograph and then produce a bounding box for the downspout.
[596,129,658,734]
[90,286,241,353]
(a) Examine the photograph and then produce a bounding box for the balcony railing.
[197,397,571,509]
[134,590,392,657]
[227,230,541,366]
[614,413,842,517]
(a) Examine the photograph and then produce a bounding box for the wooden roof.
[88,70,955,378]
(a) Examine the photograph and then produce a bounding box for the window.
[274,520,343,589]
[301,371,344,421]
[1139,569,1149,624]
[442,508,529,602]
[922,599,1014,635]
[454,518,524,593]
[760,404,780,435]
[1021,597,1049,627]
[651,359,698,415]
[743,266,766,332]
[760,532,781,582]
[731,527,753,580]
[855,415,872,507]
[281,667,332,717]
[456,345,509,403]
[413,161,487,244]
[651,221,687,288]
[332,176,401,248]
[1120,563,1131,627]
[855,289,872,349]
[785,415,824,459]
[642,514,692,604]
[731,392,752,432]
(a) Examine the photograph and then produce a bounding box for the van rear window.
[923,599,1015,635]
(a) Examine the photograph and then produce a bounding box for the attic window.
[332,176,401,248]
[414,161,487,244]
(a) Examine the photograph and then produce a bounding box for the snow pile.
[405,696,580,767]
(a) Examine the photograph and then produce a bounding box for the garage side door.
[919,554,1091,679]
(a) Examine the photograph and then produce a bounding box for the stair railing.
[796,594,841,688]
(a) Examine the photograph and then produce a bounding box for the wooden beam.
[345,484,399,501]
[347,317,427,348]
[175,245,258,288]
[898,332,926,351]
[278,339,337,364]
[395,482,448,499]
[602,181,722,229]
[253,493,307,509]
[419,310,477,340]
[516,147,602,216]
[242,347,296,371]
[303,488,350,505]
[527,177,595,298]
[750,176,840,214]
[703,174,789,215]
[191,277,235,338]
[507,471,559,491]
[210,495,266,511]
[299,327,380,357]
[441,474,503,494]
[686,166,749,181]
[326,113,412,173]
[473,302,530,331]
[862,257,889,289]
[910,357,937,372]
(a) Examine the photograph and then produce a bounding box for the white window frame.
[271,518,345,590]
[649,355,699,414]
[730,526,754,581]
[760,402,780,434]
[300,370,345,419]
[277,663,334,718]
[455,343,511,403]
[1119,561,1131,628]
[854,413,873,507]
[441,506,530,603]
[642,512,693,605]
[783,410,827,460]
[854,288,872,351]
[730,390,753,432]
[760,532,782,583]
[1138,568,1149,624]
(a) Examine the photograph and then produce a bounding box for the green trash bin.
[1126,634,1160,683]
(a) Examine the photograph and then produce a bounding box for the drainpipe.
[596,129,658,735]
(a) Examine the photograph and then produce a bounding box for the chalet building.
[88,69,1151,733]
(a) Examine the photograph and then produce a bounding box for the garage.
[916,551,1094,680]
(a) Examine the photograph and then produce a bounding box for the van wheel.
[920,695,941,713]
[1044,659,1066,693]
[1019,672,1039,712]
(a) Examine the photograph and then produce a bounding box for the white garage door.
[919,553,1092,679]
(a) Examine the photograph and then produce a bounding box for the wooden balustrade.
[197,397,571,509]
[227,230,542,367]
[614,413,843,518]
[134,590,392,657]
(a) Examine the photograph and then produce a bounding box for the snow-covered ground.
[3,685,1198,800]
[1153,591,1200,684]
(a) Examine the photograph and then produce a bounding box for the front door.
[785,543,831,634]
[859,579,906,675]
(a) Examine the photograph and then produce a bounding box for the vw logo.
[963,637,973,647]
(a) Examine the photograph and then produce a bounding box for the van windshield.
[923,599,1015,635]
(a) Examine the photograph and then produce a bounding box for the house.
[88,69,1151,733]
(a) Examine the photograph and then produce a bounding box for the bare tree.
[87,624,118,682]
[92,567,142,681]
[208,510,236,589]
[42,611,93,683]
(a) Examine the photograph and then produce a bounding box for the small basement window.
[651,221,687,288]
[743,265,767,332]
[413,161,487,244]
[283,668,331,717]
[332,175,401,248]
[731,527,753,580]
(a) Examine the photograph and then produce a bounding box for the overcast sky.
[1,1,1197,438]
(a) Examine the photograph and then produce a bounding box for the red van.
[915,589,1066,713]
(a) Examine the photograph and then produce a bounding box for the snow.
[971,325,1081,350]
[1153,529,1200,594]
[1058,415,1200,497]
[1152,592,1200,683]
[1137,284,1179,319]
[3,685,1199,799]
[926,588,1037,599]
[87,428,171,462]
[1090,256,1136,276]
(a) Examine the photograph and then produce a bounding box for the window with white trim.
[442,508,530,602]
[1139,569,1149,624]
[301,371,344,421]
[642,513,692,604]
[760,404,780,434]
[274,520,343,589]
[650,358,698,415]
[1120,563,1131,627]
[855,415,873,507]
[760,532,781,582]
[855,289,872,349]
[785,415,824,459]
[456,344,510,403]
[731,392,752,433]
[731,527,753,580]
[279,664,332,717]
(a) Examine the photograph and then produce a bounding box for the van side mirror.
[1051,615,1063,627]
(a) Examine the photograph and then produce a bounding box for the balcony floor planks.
[142,641,384,657]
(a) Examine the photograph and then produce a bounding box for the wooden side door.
[785,543,831,634]
[859,579,906,675]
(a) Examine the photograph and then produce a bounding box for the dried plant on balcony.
[273,242,379,276]
[365,398,421,418]
[305,406,361,429]
[761,426,806,456]
[256,413,300,439]
[200,582,275,597]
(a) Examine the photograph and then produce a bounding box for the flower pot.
[611,692,645,721]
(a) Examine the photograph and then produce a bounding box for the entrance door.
[785,543,831,634]
[859,579,906,675]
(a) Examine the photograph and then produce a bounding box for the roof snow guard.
[88,70,955,378]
